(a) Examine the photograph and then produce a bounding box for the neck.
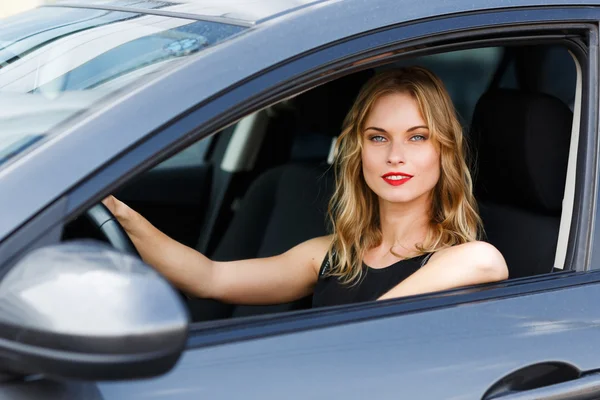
[377,194,432,257]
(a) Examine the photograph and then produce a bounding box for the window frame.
[16,8,599,347]
[180,33,596,346]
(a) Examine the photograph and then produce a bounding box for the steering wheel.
[85,203,140,257]
[85,203,191,302]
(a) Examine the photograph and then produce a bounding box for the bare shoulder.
[307,235,334,272]
[284,235,333,275]
[429,241,509,281]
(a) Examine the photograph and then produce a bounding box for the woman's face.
[361,91,440,206]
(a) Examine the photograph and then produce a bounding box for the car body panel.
[84,277,600,399]
[52,0,600,24]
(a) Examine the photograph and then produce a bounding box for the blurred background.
[0,0,53,18]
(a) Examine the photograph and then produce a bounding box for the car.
[0,0,599,398]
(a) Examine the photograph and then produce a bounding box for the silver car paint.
[95,280,600,399]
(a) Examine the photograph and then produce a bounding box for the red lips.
[381,172,413,186]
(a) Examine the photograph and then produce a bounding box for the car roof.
[52,0,600,26]
[52,0,331,25]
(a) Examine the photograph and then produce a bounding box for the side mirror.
[0,241,189,381]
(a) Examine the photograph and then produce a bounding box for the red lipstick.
[382,172,413,186]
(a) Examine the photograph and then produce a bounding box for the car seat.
[470,88,573,278]
[187,70,373,321]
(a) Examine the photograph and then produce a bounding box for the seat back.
[187,71,371,321]
[470,89,573,278]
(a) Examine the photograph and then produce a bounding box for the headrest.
[471,89,573,214]
[293,69,374,137]
[289,69,374,162]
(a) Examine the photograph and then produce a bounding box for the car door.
[94,6,600,400]
[94,274,600,400]
[1,3,600,400]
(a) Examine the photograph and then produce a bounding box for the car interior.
[61,43,579,323]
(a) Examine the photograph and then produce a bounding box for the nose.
[386,141,405,165]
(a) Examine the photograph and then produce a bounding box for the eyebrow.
[364,125,429,133]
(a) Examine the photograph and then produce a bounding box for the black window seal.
[57,11,598,345]
[564,26,597,274]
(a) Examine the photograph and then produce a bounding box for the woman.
[103,66,508,308]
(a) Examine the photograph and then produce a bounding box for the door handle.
[483,362,600,400]
[485,372,600,400]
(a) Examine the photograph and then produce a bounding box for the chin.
[373,185,434,205]
[375,190,418,204]
[365,178,434,205]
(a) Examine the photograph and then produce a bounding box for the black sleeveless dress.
[312,253,433,308]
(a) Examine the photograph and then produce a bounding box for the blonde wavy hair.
[327,66,482,284]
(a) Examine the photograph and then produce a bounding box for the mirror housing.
[0,241,189,381]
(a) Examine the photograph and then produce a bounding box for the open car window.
[79,40,578,325]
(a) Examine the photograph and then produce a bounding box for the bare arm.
[378,241,508,301]
[102,196,330,305]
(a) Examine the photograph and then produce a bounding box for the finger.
[101,195,113,206]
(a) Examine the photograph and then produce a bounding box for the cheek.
[420,148,441,183]
[361,146,378,173]
[361,152,371,185]
[360,148,383,192]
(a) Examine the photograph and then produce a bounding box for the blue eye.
[369,135,387,142]
[410,134,427,142]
